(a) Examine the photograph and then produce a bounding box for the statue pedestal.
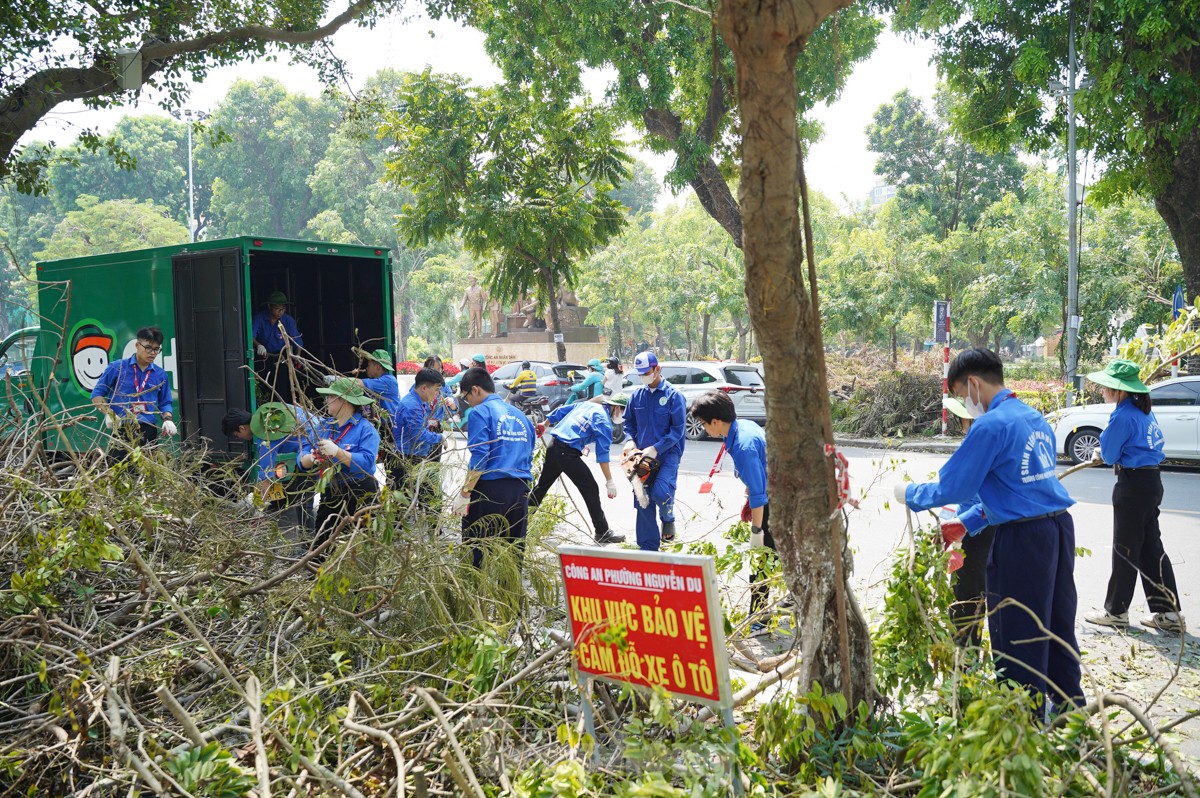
[454,310,605,364]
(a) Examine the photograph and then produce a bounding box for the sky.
[28,10,940,208]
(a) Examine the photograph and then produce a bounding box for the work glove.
[451,491,470,516]
[255,344,267,357]
[622,441,636,456]
[162,420,177,437]
[642,445,658,460]
[750,525,765,549]
[323,374,337,386]
[317,438,341,458]
[1090,447,1104,464]
[940,517,967,546]
[241,493,257,510]
[102,412,114,429]
[740,501,752,523]
[893,483,908,506]
[606,479,618,499]
[541,429,554,448]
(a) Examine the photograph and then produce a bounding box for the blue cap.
[633,351,658,374]
[471,353,486,363]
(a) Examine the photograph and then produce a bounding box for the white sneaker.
[1142,612,1184,633]
[1084,610,1129,628]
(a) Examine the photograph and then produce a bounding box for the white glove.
[451,492,470,516]
[643,445,658,459]
[606,479,618,499]
[622,441,635,456]
[323,374,337,386]
[541,430,554,447]
[893,483,908,506]
[255,344,267,357]
[1091,448,1104,464]
[317,438,341,458]
[750,525,765,549]
[162,420,177,437]
[102,412,113,429]
[241,493,257,510]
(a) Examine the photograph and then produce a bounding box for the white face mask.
[964,379,987,419]
[639,374,655,386]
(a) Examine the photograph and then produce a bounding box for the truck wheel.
[1065,428,1101,464]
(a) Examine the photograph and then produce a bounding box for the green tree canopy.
[34,196,188,261]
[380,72,630,360]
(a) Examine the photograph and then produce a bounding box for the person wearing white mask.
[622,351,687,549]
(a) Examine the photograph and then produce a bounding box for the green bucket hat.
[1086,359,1149,394]
[250,402,298,441]
[602,392,629,408]
[942,396,971,420]
[317,377,375,406]
[362,348,394,373]
[266,290,289,305]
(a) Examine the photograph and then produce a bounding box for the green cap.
[266,290,289,305]
[942,396,971,420]
[603,392,629,408]
[250,402,298,441]
[363,348,394,373]
[317,377,375,406]
[1086,359,1149,394]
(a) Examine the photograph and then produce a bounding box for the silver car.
[652,361,767,440]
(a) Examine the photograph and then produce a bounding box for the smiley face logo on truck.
[69,321,115,392]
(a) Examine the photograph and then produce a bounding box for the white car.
[651,361,767,440]
[1046,375,1200,463]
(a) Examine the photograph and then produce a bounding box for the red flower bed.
[393,360,497,376]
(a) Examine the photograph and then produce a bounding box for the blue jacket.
[1098,398,1165,468]
[90,355,172,424]
[568,371,604,401]
[395,386,443,457]
[362,374,401,432]
[252,311,303,353]
[547,401,613,462]
[905,389,1074,525]
[467,394,535,480]
[299,413,379,485]
[624,380,686,458]
[726,419,768,508]
[431,383,454,422]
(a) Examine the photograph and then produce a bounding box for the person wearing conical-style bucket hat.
[1082,360,1183,633]
[252,289,306,403]
[297,377,380,562]
[347,347,402,449]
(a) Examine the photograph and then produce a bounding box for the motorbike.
[510,393,549,424]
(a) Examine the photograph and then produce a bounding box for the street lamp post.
[172,109,208,243]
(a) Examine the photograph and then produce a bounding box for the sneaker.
[749,621,769,636]
[1142,612,1184,633]
[594,529,626,546]
[1084,610,1129,628]
[660,521,676,543]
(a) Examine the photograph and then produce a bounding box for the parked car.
[491,360,587,408]
[1046,375,1200,463]
[650,360,767,440]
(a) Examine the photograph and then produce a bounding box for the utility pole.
[1050,4,1085,406]
[171,109,208,242]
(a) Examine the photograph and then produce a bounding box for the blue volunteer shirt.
[362,374,401,430]
[396,386,443,457]
[1098,398,1165,468]
[546,401,613,462]
[298,413,379,485]
[431,383,454,423]
[905,388,1075,525]
[90,355,173,424]
[252,311,304,353]
[624,379,686,457]
[726,419,768,508]
[957,500,990,536]
[467,394,535,480]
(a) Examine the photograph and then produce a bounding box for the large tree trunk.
[1154,130,1200,304]
[718,0,873,708]
[612,314,624,359]
[701,312,712,356]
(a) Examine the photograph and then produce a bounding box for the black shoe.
[594,529,626,545]
[661,521,676,543]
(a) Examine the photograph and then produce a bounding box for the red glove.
[535,422,546,438]
[940,518,967,547]
[740,500,752,523]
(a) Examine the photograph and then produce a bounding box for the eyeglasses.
[138,341,162,355]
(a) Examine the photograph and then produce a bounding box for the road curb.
[833,436,962,454]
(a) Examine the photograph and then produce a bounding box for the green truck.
[1,236,394,456]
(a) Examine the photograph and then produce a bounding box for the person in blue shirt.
[298,377,380,561]
[252,291,304,403]
[451,367,536,568]
[90,325,175,451]
[530,394,627,546]
[1082,360,1182,633]
[689,390,775,629]
[894,347,1082,717]
[566,358,604,404]
[222,403,317,529]
[423,355,457,432]
[622,351,687,550]
[351,348,400,424]
[393,367,447,508]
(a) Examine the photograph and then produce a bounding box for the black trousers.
[311,479,376,562]
[529,439,609,538]
[950,526,996,648]
[463,477,530,569]
[749,503,778,617]
[111,420,159,462]
[387,452,439,509]
[258,355,297,404]
[1105,469,1178,615]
